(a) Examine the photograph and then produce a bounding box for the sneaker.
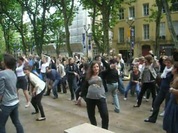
[25,102,30,108]
[36,117,46,121]
[159,111,165,117]
[31,112,39,115]
[114,109,120,113]
[146,99,149,102]
[123,98,127,101]
[150,108,153,112]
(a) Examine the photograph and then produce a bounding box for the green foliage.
[0,26,5,55]
[79,0,124,53]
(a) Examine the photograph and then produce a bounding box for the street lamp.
[126,17,135,58]
[83,24,91,58]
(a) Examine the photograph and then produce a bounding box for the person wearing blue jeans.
[116,55,125,94]
[101,58,120,113]
[46,67,61,99]
[124,65,141,100]
[118,77,125,94]
[0,54,24,133]
[0,104,24,133]
[106,83,120,113]
[124,82,140,100]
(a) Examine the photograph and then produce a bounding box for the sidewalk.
[6,88,164,133]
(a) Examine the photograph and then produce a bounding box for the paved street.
[6,83,165,133]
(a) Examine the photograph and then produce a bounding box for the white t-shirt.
[29,73,46,95]
[16,62,25,77]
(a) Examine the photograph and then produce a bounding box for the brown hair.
[171,62,178,89]
[144,55,153,64]
[164,57,174,64]
[86,61,99,80]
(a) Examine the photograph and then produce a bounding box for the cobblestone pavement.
[6,82,165,133]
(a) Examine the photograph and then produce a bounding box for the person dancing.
[81,61,109,129]
[23,66,46,121]
[0,54,24,133]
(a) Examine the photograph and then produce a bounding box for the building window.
[129,6,135,18]
[159,22,166,39]
[143,24,149,40]
[119,8,124,20]
[118,28,124,43]
[143,3,149,16]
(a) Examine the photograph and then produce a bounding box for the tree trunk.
[162,0,178,49]
[91,5,104,54]
[101,5,110,54]
[154,0,162,56]
[62,0,72,57]
[55,32,60,56]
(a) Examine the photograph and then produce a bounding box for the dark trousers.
[58,77,67,93]
[67,77,78,100]
[31,89,45,117]
[86,98,109,129]
[137,82,156,107]
[149,88,170,122]
[75,87,81,100]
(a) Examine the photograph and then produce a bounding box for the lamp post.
[126,17,135,58]
[83,24,91,58]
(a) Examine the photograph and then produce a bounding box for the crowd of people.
[0,50,178,133]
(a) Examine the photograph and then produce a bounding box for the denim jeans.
[124,81,140,99]
[0,103,24,133]
[106,83,120,111]
[118,77,125,94]
[68,77,78,100]
[52,79,60,98]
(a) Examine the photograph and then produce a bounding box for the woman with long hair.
[81,61,109,129]
[133,55,157,108]
[16,56,30,108]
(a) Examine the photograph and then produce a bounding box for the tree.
[80,0,123,54]
[0,23,6,55]
[18,0,51,56]
[147,0,163,56]
[154,0,163,56]
[162,0,178,49]
[0,16,13,53]
[0,0,28,54]
[52,0,76,57]
[46,10,65,56]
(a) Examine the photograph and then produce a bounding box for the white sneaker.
[159,111,165,117]
[124,98,127,101]
[25,102,30,108]
[146,99,149,102]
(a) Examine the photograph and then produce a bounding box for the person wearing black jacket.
[101,58,120,113]
[144,57,173,123]
[66,57,80,100]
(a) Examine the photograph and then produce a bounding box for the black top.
[101,58,119,84]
